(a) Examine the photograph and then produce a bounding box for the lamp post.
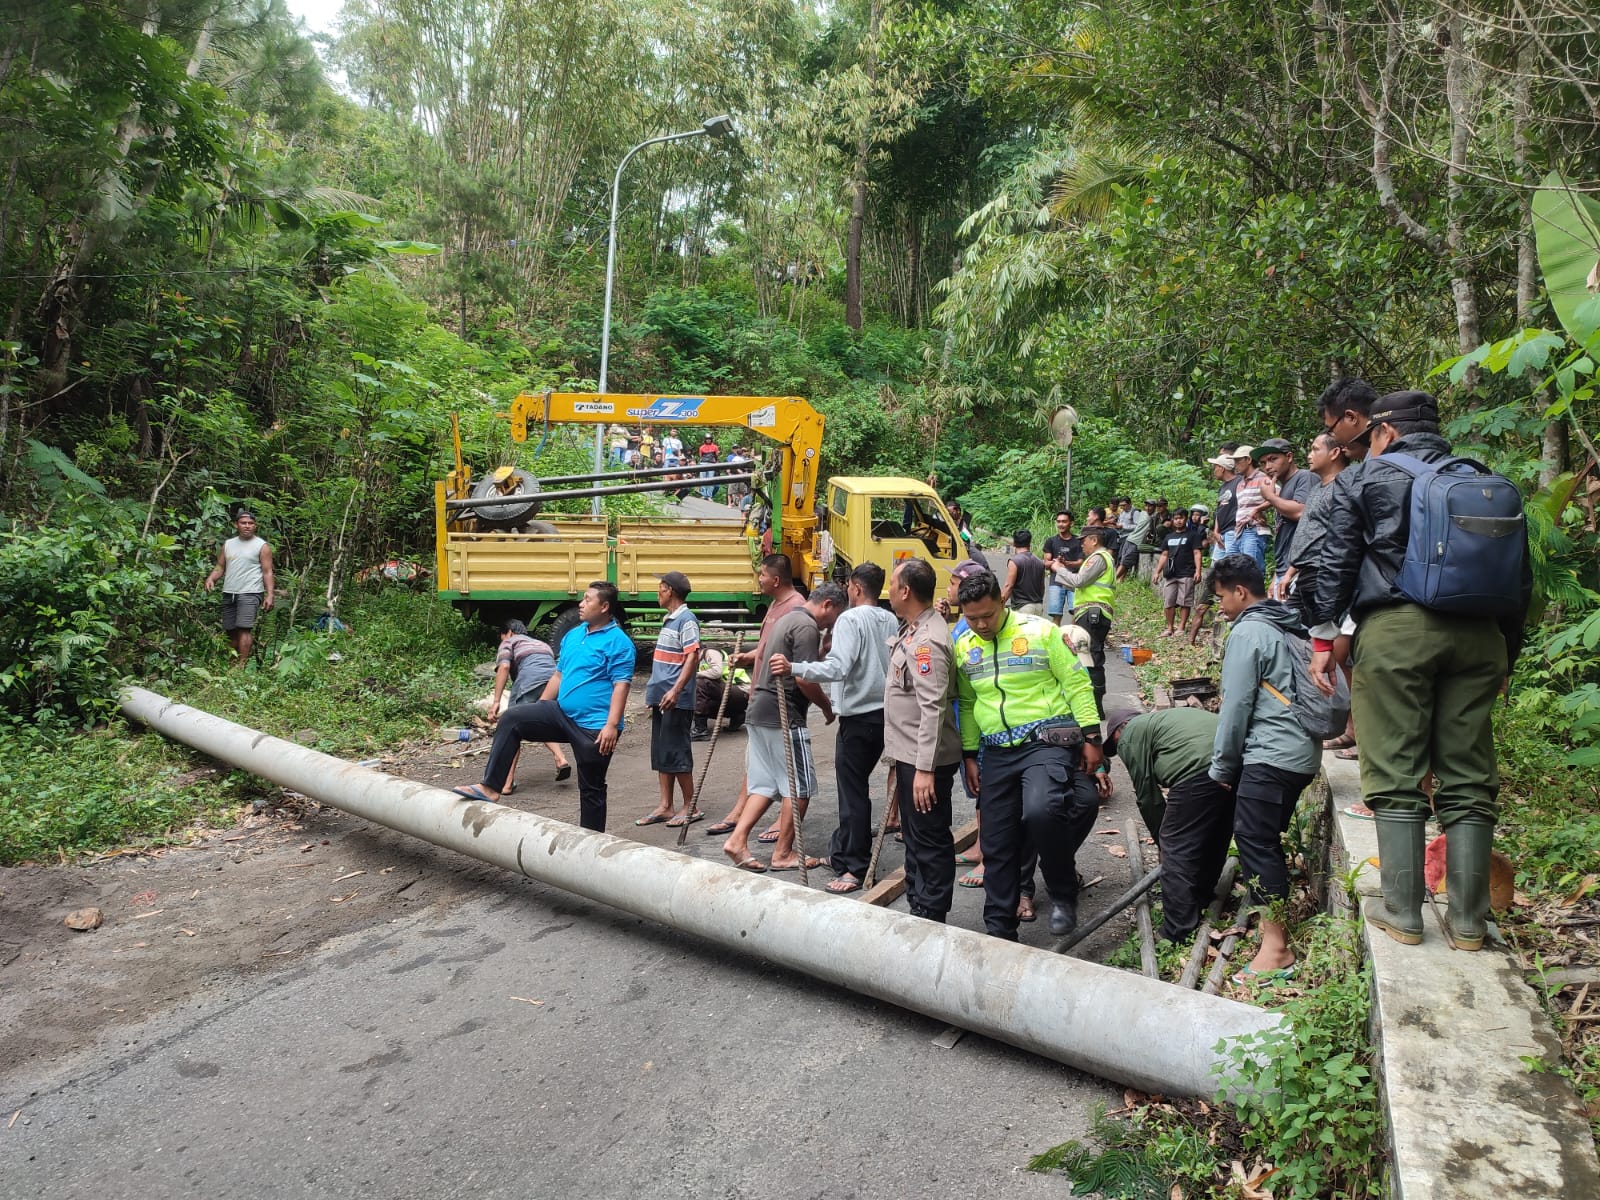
[591,114,736,513]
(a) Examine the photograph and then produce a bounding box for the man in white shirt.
[771,562,898,893]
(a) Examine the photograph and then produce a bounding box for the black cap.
[655,571,693,599]
[1256,437,1293,457]
[1370,390,1439,426]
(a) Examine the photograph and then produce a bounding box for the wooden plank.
[1126,826,1159,978]
[864,817,978,907]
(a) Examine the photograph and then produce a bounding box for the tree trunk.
[1443,6,1484,390]
[1513,40,1566,483]
[844,0,881,333]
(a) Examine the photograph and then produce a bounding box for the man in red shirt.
[697,435,722,500]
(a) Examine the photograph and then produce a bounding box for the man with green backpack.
[1308,388,1532,952]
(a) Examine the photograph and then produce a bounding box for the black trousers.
[485,700,612,831]
[1145,772,1237,941]
[694,678,749,725]
[1233,763,1315,907]
[893,759,957,920]
[1070,605,1112,718]
[830,711,885,879]
[976,741,1098,940]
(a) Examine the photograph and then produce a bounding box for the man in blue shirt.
[456,582,636,831]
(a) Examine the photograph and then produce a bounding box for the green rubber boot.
[1363,813,1426,946]
[1443,820,1494,951]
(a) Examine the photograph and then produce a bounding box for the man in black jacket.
[1307,389,1531,953]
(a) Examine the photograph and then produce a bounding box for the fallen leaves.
[332,870,366,884]
[509,995,544,1006]
[1106,845,1128,858]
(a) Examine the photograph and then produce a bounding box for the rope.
[677,631,743,848]
[774,671,809,886]
[862,763,896,889]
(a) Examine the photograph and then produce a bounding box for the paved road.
[1,654,1149,1200]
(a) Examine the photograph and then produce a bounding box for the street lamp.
[591,115,736,511]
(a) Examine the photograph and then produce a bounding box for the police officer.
[1052,525,1116,718]
[883,558,964,921]
[954,569,1103,940]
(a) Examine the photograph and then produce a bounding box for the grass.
[0,587,489,865]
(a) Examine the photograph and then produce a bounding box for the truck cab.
[824,477,966,596]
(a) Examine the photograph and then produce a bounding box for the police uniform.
[954,611,1102,939]
[1056,545,1116,717]
[883,606,963,921]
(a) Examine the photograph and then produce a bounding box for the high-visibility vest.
[1075,548,1116,610]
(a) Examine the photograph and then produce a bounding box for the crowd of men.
[605,423,755,505]
[443,378,1531,967]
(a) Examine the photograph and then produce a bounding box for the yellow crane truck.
[434,391,973,644]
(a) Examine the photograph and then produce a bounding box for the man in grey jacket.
[1208,553,1320,983]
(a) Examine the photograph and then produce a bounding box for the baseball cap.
[1205,453,1235,469]
[1061,623,1095,669]
[951,558,987,581]
[1232,445,1256,461]
[1256,437,1293,457]
[1101,705,1142,757]
[1370,390,1439,425]
[655,570,693,598]
[1189,503,1209,513]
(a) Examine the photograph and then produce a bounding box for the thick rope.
[774,672,809,885]
[862,763,895,889]
[677,631,743,848]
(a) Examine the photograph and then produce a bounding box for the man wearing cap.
[883,558,964,920]
[954,569,1102,939]
[1103,705,1233,943]
[637,572,703,827]
[1254,438,1313,598]
[204,509,276,667]
[1050,526,1116,718]
[1229,447,1271,576]
[772,562,898,893]
[1308,390,1531,952]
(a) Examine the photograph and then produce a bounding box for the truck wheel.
[544,606,583,648]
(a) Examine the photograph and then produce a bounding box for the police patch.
[967,646,983,665]
[914,644,933,675]
[1010,636,1030,656]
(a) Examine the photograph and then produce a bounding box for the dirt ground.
[0,667,1146,1091]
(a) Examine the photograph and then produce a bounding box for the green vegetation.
[1,0,1598,1178]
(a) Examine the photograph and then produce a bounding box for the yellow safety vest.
[1075,548,1116,611]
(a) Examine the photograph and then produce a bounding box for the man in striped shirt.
[637,572,702,827]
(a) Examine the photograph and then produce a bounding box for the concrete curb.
[1322,751,1600,1198]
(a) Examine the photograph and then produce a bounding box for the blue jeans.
[1234,526,1268,576]
[1045,582,1068,618]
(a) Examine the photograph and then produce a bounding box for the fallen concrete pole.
[122,686,1283,1097]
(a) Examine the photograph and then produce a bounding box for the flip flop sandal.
[768,857,824,873]
[634,812,672,826]
[501,783,518,796]
[1322,733,1357,750]
[704,820,737,835]
[826,874,862,894]
[1231,963,1298,986]
[756,827,780,844]
[956,869,985,889]
[1335,747,1360,760]
[729,856,767,873]
[452,784,495,801]
[665,810,704,828]
[954,851,982,865]
[1016,899,1037,922]
[1341,803,1375,820]
[555,764,572,781]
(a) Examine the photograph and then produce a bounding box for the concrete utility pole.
[122,687,1283,1097]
